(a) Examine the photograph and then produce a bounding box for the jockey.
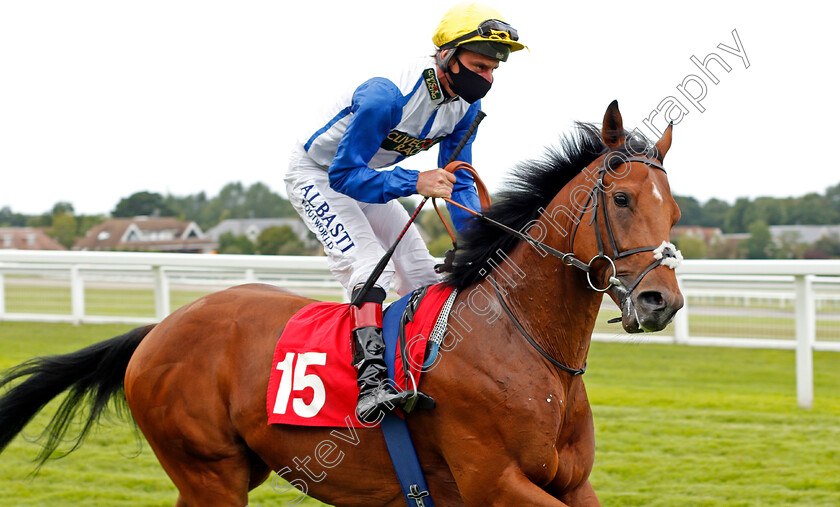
[284,2,525,422]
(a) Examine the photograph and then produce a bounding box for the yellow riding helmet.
[432,2,526,62]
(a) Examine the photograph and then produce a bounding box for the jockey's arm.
[326,78,481,234]
[327,79,420,203]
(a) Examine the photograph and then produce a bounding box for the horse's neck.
[484,238,601,374]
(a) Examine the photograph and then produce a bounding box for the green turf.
[1,322,839,506]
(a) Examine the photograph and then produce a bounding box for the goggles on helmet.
[441,19,519,49]
[476,19,518,41]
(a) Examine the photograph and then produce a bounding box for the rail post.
[70,265,85,325]
[794,274,815,409]
[153,266,170,322]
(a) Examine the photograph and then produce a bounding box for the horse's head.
[554,101,684,332]
[446,100,684,333]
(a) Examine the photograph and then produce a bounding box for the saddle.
[266,283,455,428]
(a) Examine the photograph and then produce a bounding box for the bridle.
[445,150,681,294]
[568,152,681,294]
[442,149,682,374]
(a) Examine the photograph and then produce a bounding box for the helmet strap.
[436,48,458,72]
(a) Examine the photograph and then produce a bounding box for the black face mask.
[447,57,492,104]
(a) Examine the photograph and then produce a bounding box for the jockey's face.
[451,50,499,83]
[438,49,500,98]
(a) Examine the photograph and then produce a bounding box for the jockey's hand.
[416,169,456,198]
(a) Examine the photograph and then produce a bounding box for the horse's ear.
[654,122,673,161]
[601,100,625,149]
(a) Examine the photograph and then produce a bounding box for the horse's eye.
[613,193,630,207]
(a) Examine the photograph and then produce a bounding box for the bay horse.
[0,101,682,506]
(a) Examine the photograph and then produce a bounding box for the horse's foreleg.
[457,466,572,507]
[558,479,600,506]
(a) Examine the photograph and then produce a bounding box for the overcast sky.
[1,1,836,216]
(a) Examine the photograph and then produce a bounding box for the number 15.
[272,352,327,418]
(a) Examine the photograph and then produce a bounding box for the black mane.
[444,122,651,290]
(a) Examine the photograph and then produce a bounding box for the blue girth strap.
[381,293,435,507]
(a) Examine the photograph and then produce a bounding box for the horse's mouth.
[620,294,644,333]
[612,283,681,333]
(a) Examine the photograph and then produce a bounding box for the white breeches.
[285,146,440,300]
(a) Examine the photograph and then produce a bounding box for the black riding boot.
[351,301,413,423]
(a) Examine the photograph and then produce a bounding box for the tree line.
[670,183,840,259]
[1,183,301,251]
[3,181,840,257]
[674,181,840,232]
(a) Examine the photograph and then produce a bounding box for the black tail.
[0,324,155,470]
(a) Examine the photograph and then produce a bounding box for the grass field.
[1,321,839,506]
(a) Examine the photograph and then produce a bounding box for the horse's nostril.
[638,291,666,311]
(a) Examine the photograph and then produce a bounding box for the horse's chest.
[514,385,595,488]
[549,392,596,489]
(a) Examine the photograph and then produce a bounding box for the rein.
[488,275,586,376]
